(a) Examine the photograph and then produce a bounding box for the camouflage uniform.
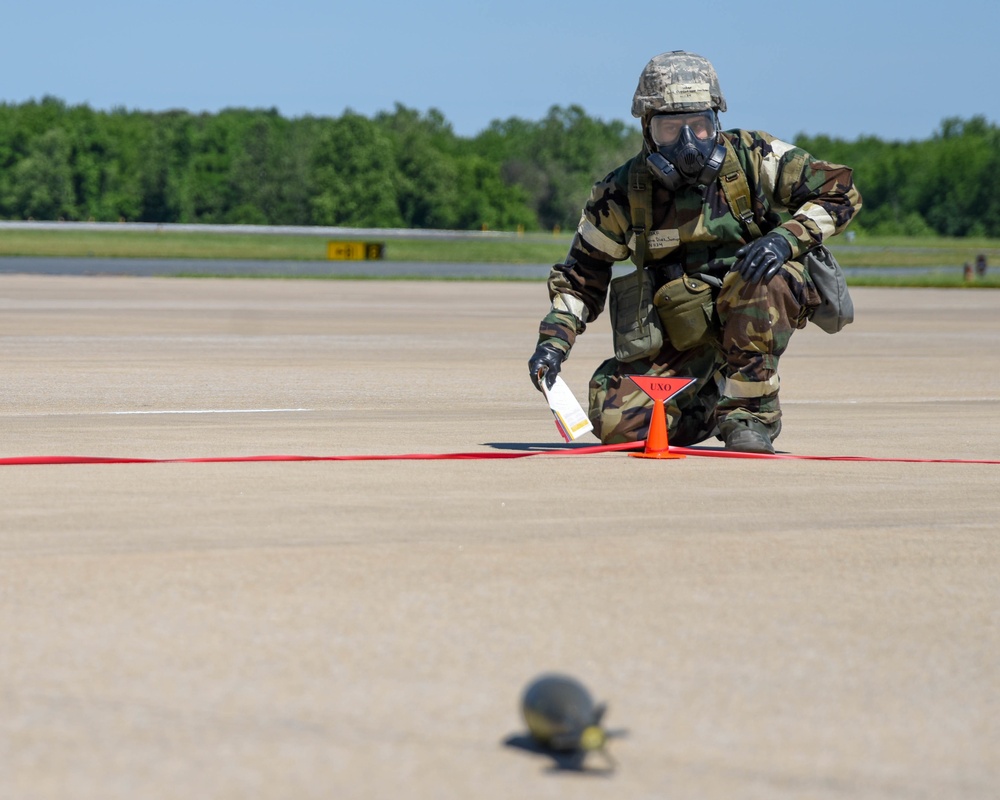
[537,129,862,444]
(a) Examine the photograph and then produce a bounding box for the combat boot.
[719,418,780,454]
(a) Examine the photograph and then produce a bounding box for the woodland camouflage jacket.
[538,129,862,353]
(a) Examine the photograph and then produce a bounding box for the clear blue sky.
[4,0,998,143]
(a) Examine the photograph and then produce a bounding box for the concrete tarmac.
[1,275,998,799]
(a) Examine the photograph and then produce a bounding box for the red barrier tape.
[2,441,1000,466]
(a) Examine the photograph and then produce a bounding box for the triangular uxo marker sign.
[628,375,696,403]
[627,376,697,460]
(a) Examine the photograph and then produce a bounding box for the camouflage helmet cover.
[631,51,727,118]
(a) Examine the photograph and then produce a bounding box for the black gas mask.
[645,111,725,190]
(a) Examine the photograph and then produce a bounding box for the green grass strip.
[1,227,997,287]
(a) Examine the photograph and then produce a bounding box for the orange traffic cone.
[630,397,685,459]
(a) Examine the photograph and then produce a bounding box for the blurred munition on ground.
[520,673,614,768]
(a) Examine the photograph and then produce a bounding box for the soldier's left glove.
[528,343,565,392]
[734,232,793,284]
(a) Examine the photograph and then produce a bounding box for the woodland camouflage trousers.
[589,260,821,444]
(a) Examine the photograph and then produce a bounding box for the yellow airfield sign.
[326,241,385,261]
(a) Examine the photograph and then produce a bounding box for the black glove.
[528,343,565,391]
[734,232,793,284]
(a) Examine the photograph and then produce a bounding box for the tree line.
[0,97,997,237]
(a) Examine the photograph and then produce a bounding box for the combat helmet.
[632,51,727,189]
[631,50,726,119]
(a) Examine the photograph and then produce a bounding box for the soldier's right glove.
[528,343,565,391]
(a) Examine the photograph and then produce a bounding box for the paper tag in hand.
[541,376,594,441]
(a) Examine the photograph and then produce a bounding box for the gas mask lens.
[650,112,716,146]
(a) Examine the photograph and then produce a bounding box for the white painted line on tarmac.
[106,408,315,415]
[786,397,1000,405]
[3,408,315,417]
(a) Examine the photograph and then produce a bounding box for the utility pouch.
[803,245,854,333]
[652,275,716,351]
[609,268,664,363]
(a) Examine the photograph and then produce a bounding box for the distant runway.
[0,255,955,280]
[0,256,553,279]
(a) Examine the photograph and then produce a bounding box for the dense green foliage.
[0,97,996,236]
[796,116,1000,238]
